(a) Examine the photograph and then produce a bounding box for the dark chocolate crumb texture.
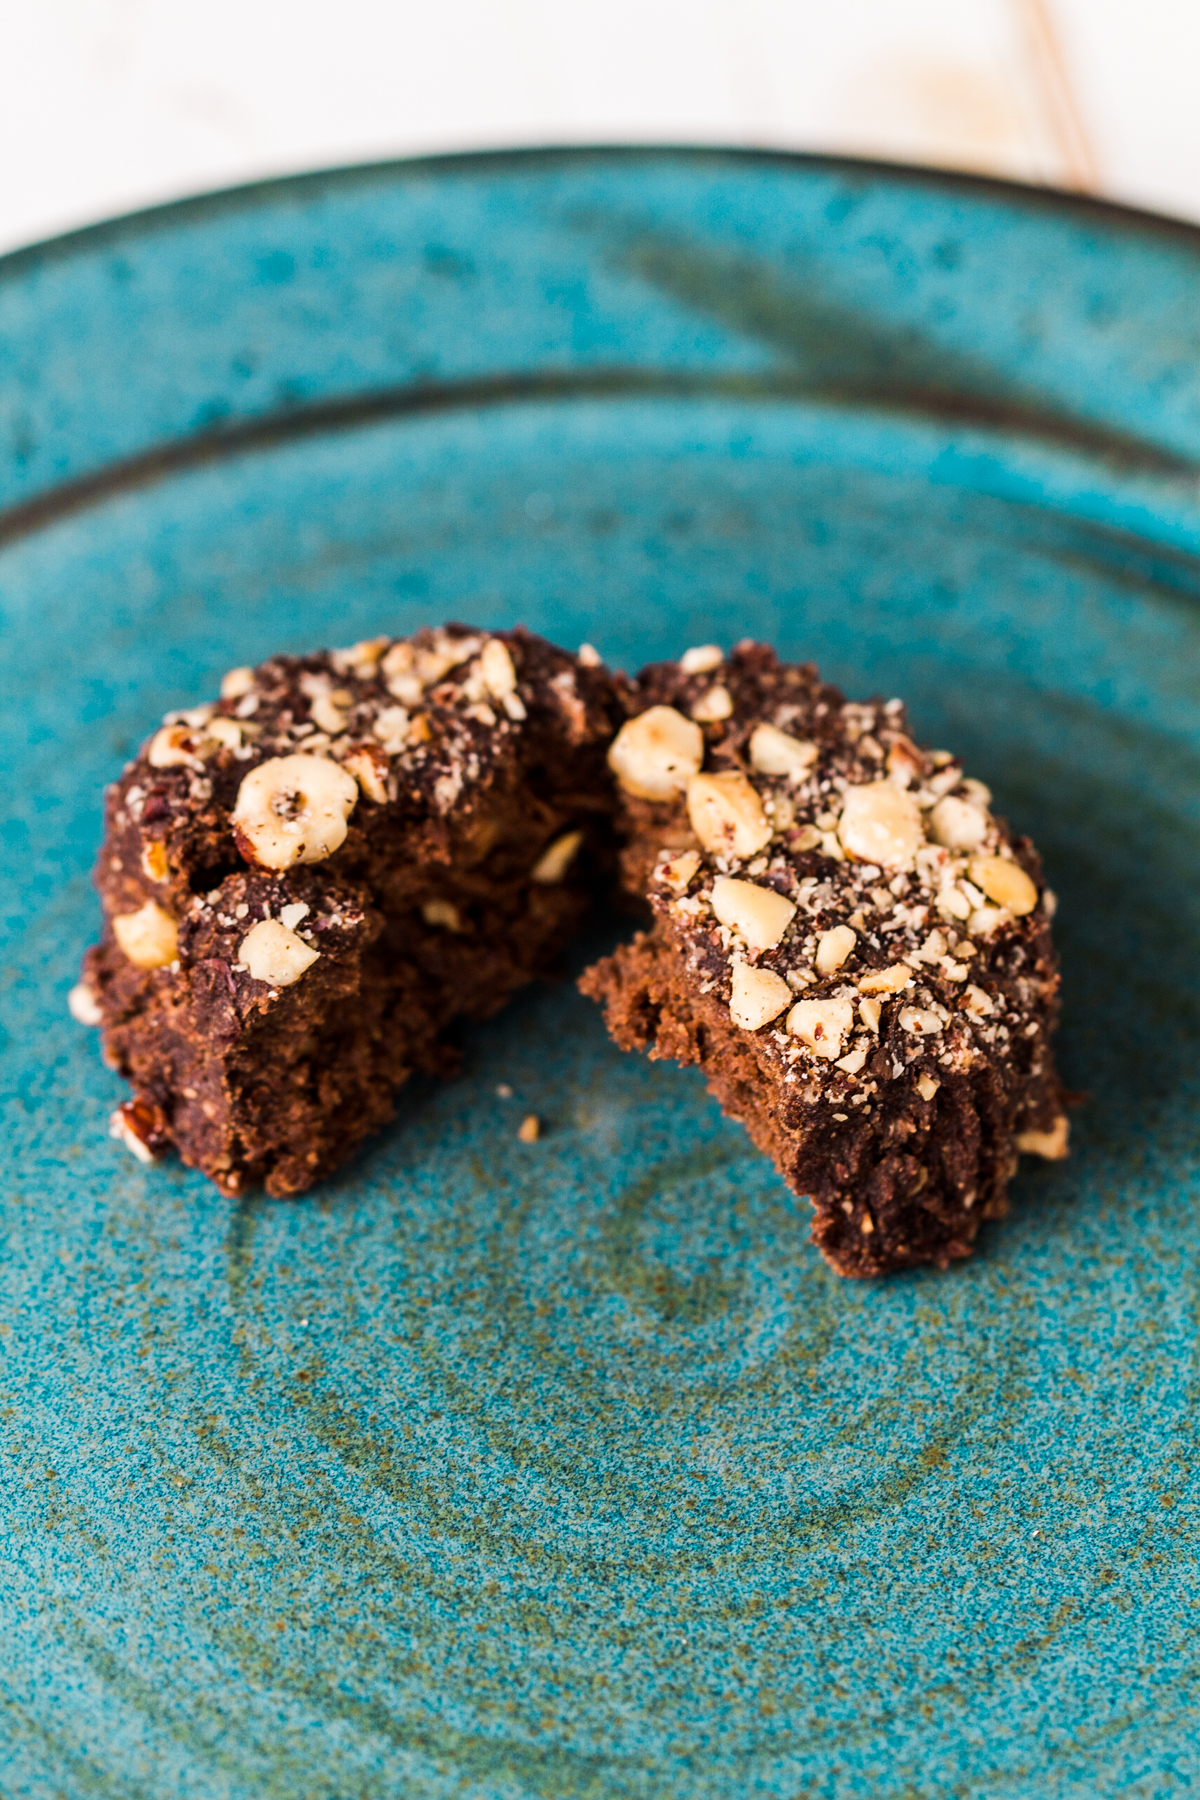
[578,640,1068,1278]
[74,626,623,1196]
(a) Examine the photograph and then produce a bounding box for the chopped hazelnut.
[206,716,243,750]
[686,771,772,859]
[310,690,352,735]
[232,754,359,870]
[68,982,103,1025]
[679,644,723,674]
[729,961,793,1031]
[936,882,972,921]
[859,996,882,1033]
[838,781,925,868]
[531,830,584,884]
[109,1098,169,1164]
[710,876,796,949]
[962,983,995,1018]
[885,736,924,786]
[220,666,256,700]
[608,706,704,800]
[147,724,202,768]
[791,824,822,852]
[342,743,390,803]
[787,995,854,1060]
[969,855,1038,916]
[767,791,795,832]
[578,642,602,667]
[517,1113,541,1143]
[331,636,388,675]
[899,1006,943,1036]
[691,684,733,722]
[381,640,422,705]
[480,638,526,720]
[749,723,818,780]
[112,901,178,970]
[238,918,320,986]
[916,1073,941,1100]
[857,963,912,996]
[140,840,169,883]
[1016,1115,1070,1160]
[373,706,412,755]
[928,795,988,850]
[422,899,466,932]
[835,1045,869,1074]
[657,849,701,893]
[815,924,857,974]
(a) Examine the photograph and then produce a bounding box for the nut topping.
[929,795,989,850]
[691,684,733,722]
[238,918,320,987]
[686,771,772,859]
[838,781,925,868]
[205,716,243,750]
[422,899,466,932]
[899,1006,943,1035]
[857,963,912,996]
[1016,1115,1070,1160]
[968,855,1038,916]
[381,640,422,704]
[112,901,178,970]
[711,876,796,949]
[748,723,818,780]
[68,982,103,1025]
[935,882,972,921]
[657,849,701,893]
[232,754,359,871]
[309,689,353,735]
[815,924,856,974]
[531,830,584,884]
[220,666,256,700]
[885,735,925,786]
[342,743,390,803]
[109,1098,170,1164]
[147,724,205,768]
[479,638,527,720]
[331,637,388,676]
[608,706,704,800]
[140,840,169,883]
[679,644,723,674]
[787,995,855,1060]
[729,961,793,1031]
[372,706,413,755]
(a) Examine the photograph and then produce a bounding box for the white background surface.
[0,0,1195,255]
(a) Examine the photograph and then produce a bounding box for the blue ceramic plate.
[1,150,1197,1799]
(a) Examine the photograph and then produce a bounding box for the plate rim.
[0,142,1195,285]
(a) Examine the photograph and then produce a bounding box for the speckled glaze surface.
[0,150,1197,1798]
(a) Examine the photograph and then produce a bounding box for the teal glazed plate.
[1,149,1197,1798]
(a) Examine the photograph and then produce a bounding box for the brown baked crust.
[579,640,1066,1278]
[80,626,625,1196]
